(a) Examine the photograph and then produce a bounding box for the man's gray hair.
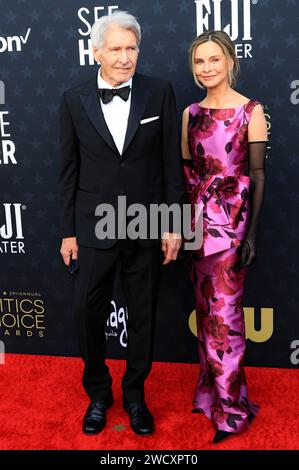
[90,10,141,49]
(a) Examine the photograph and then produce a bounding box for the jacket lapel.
[122,73,150,156]
[80,76,119,155]
[80,73,149,157]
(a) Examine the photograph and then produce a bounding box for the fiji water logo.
[0,204,24,240]
[195,0,259,58]
[0,203,26,254]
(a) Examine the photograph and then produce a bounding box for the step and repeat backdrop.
[0,0,298,368]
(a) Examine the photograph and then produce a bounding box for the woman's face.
[193,40,233,89]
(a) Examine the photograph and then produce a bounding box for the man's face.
[93,24,139,87]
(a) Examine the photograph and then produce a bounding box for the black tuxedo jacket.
[58,72,184,248]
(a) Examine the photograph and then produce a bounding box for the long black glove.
[240,141,267,267]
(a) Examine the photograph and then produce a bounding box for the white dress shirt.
[97,69,132,155]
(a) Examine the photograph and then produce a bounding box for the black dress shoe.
[124,402,154,436]
[212,430,233,443]
[82,396,113,435]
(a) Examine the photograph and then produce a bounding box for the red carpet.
[0,354,298,450]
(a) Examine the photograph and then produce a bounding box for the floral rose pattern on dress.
[184,101,260,433]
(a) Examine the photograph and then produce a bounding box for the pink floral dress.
[184,101,260,433]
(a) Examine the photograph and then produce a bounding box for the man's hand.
[60,237,78,266]
[161,232,182,265]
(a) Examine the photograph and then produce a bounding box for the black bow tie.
[98,85,131,104]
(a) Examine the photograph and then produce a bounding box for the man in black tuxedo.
[58,11,184,436]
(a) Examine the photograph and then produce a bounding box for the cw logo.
[189,307,274,342]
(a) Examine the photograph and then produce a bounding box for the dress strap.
[242,100,261,125]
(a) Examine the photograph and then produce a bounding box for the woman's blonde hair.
[189,30,240,89]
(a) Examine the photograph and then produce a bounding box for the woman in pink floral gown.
[181,31,268,443]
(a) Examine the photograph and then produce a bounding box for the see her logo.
[77,5,119,66]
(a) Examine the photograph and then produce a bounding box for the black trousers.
[74,240,161,404]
